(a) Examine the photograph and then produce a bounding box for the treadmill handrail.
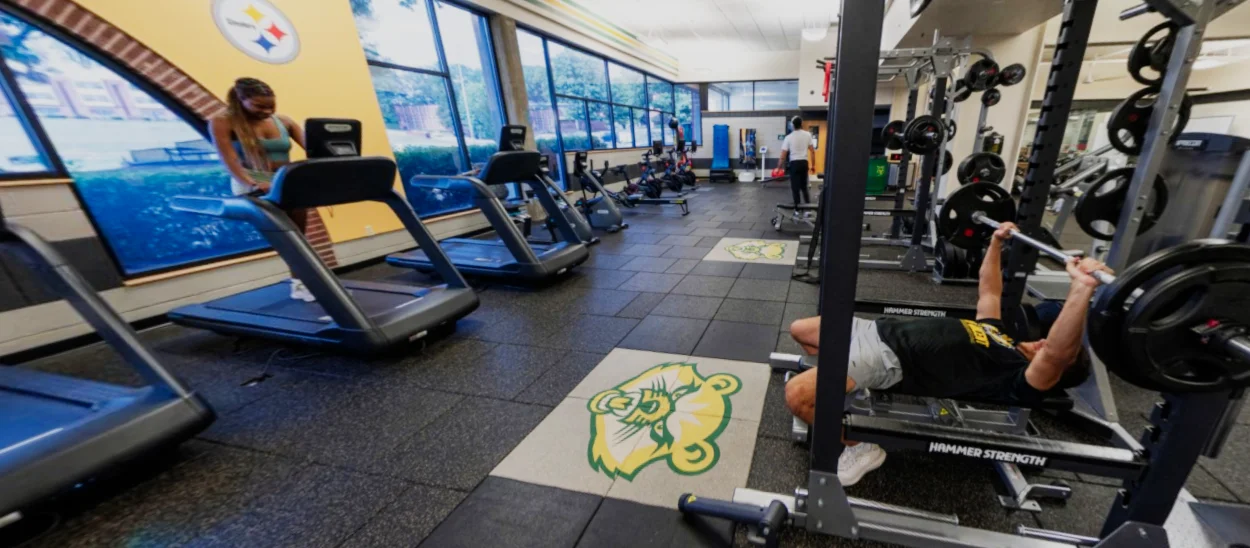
[169,195,284,231]
[375,189,471,289]
[406,175,540,265]
[0,222,193,398]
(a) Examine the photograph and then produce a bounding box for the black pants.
[789,160,811,206]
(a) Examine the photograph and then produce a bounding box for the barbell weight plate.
[997,63,1027,87]
[903,115,945,154]
[937,182,1015,250]
[910,0,933,17]
[952,247,969,279]
[935,238,957,278]
[883,120,906,151]
[963,58,1001,92]
[946,120,957,139]
[1107,87,1192,155]
[1120,263,1250,392]
[953,84,974,103]
[957,152,1007,185]
[1128,21,1178,87]
[1073,167,1170,240]
[1088,239,1250,391]
[982,88,1002,107]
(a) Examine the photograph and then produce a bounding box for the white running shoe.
[289,279,316,302]
[838,443,886,487]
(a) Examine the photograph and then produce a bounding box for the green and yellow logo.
[587,362,741,481]
[726,240,787,261]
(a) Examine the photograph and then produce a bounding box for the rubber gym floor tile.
[757,373,799,441]
[621,256,679,273]
[466,315,564,345]
[620,232,667,244]
[703,238,800,266]
[726,229,766,239]
[422,477,601,548]
[781,302,817,330]
[15,440,303,548]
[190,464,408,548]
[666,258,700,275]
[672,275,737,297]
[697,236,726,247]
[739,263,796,281]
[692,321,780,363]
[682,356,772,423]
[617,272,685,293]
[514,351,609,407]
[717,221,755,230]
[649,294,725,320]
[691,227,730,237]
[605,417,759,509]
[618,315,710,355]
[621,244,674,257]
[714,299,786,325]
[616,291,668,319]
[406,343,560,400]
[1032,482,1124,538]
[203,374,464,467]
[558,288,644,317]
[569,268,638,289]
[689,260,746,278]
[662,245,715,259]
[581,253,634,270]
[1200,425,1250,501]
[366,397,551,490]
[687,220,721,228]
[728,278,791,302]
[491,398,620,495]
[775,331,804,354]
[535,314,639,353]
[787,280,820,304]
[658,234,704,247]
[745,436,814,494]
[1182,465,1242,502]
[654,225,697,235]
[576,495,735,548]
[337,484,467,548]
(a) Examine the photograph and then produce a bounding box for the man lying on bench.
[784,222,1109,486]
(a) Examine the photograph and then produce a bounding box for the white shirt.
[782,129,814,162]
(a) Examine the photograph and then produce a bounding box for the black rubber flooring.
[4,182,1246,548]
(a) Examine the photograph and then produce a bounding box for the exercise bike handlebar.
[971,211,1116,286]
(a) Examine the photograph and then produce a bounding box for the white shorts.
[845,317,903,391]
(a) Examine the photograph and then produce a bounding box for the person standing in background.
[778,116,816,208]
[209,77,313,302]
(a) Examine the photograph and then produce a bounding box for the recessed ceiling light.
[802,27,828,42]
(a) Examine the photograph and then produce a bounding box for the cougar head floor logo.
[726,240,786,261]
[587,362,741,481]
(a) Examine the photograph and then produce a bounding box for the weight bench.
[771,203,818,231]
[771,353,1073,513]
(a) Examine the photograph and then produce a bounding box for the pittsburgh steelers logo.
[212,0,301,64]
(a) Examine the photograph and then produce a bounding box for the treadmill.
[168,119,479,354]
[388,126,590,280]
[0,206,214,526]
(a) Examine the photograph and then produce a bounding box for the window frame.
[0,4,276,279]
[704,78,800,112]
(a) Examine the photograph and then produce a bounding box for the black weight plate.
[904,115,944,154]
[937,182,1015,250]
[952,247,969,279]
[1120,263,1250,392]
[1107,87,1193,155]
[957,152,1007,185]
[946,120,957,139]
[941,150,953,176]
[910,0,932,17]
[935,238,958,278]
[883,120,906,151]
[953,84,974,103]
[1074,167,1170,240]
[982,88,1002,107]
[1088,240,1250,391]
[963,58,1001,92]
[1128,21,1178,87]
[998,63,1027,87]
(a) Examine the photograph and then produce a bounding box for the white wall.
[798,29,839,108]
[677,50,803,83]
[690,115,792,174]
[1183,100,1250,138]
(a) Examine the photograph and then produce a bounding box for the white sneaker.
[289,279,316,302]
[838,443,886,487]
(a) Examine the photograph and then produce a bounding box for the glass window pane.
[753,80,798,110]
[547,42,607,101]
[434,3,503,166]
[0,90,50,173]
[613,106,634,148]
[708,82,752,111]
[2,14,264,276]
[647,78,673,112]
[588,102,613,149]
[608,62,646,107]
[648,110,663,149]
[517,30,558,159]
[350,0,440,70]
[635,109,650,146]
[557,97,589,150]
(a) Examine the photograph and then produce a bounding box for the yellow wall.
[75,0,405,241]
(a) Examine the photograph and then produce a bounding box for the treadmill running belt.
[441,241,520,266]
[205,283,423,323]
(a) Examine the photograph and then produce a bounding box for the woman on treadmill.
[209,77,313,301]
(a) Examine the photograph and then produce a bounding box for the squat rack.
[682,0,1250,545]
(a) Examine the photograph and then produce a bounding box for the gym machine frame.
[680,1,1250,546]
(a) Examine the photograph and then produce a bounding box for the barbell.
[970,212,1116,285]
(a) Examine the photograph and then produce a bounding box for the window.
[557,97,588,150]
[754,80,799,110]
[634,109,651,146]
[0,12,265,277]
[548,42,608,101]
[708,82,754,111]
[517,30,559,159]
[587,102,613,149]
[613,106,635,148]
[647,78,673,113]
[648,110,663,148]
[352,0,506,218]
[609,63,646,107]
[674,85,701,145]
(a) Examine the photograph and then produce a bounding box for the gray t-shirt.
[782,129,814,162]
